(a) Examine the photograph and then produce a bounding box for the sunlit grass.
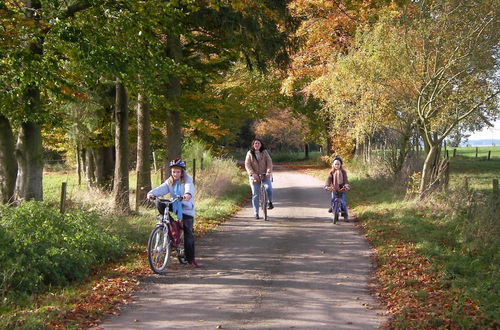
[2,156,249,329]
[286,154,499,328]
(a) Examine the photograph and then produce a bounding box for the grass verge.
[284,156,499,329]
[1,171,249,329]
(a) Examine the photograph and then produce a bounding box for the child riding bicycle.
[147,158,199,268]
[324,156,350,221]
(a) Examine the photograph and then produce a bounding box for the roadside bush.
[0,202,125,296]
[195,157,243,200]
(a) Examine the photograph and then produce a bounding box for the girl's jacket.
[148,174,195,217]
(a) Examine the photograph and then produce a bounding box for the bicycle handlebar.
[150,195,183,206]
[324,185,349,192]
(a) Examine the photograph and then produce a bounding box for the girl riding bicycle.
[245,139,274,219]
[147,158,199,268]
[324,156,350,221]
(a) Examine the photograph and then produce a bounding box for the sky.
[468,120,500,140]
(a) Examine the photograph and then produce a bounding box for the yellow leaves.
[253,107,309,150]
[60,84,87,100]
[185,118,230,140]
[373,241,483,328]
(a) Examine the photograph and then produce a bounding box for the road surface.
[97,167,387,329]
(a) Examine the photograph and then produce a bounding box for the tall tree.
[402,0,500,195]
[164,34,183,162]
[136,93,152,209]
[0,115,17,204]
[158,1,292,163]
[112,79,130,212]
[0,0,92,202]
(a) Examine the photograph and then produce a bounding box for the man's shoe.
[255,214,260,219]
[188,260,200,268]
[268,202,274,210]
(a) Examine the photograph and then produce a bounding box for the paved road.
[97,167,387,329]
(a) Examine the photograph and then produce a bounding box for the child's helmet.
[169,158,186,169]
[332,156,343,165]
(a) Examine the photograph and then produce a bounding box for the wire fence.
[42,157,223,214]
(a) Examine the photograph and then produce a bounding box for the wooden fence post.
[453,148,456,157]
[464,177,469,191]
[192,158,196,184]
[475,147,478,158]
[444,161,449,190]
[200,156,204,170]
[488,151,491,160]
[60,182,67,214]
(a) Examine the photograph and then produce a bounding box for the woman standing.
[244,139,274,219]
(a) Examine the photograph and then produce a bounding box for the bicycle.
[147,196,187,274]
[258,174,269,221]
[326,186,349,224]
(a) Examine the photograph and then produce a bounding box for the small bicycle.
[147,196,187,274]
[258,174,269,221]
[326,186,349,224]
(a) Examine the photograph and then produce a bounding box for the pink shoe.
[188,260,200,268]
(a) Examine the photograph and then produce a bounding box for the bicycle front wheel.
[333,200,340,224]
[147,225,171,274]
[260,184,268,221]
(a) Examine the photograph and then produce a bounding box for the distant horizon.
[459,138,499,147]
[467,120,500,141]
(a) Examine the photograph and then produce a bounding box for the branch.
[61,0,92,19]
[440,90,500,138]
[331,1,360,22]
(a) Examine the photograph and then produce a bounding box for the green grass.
[270,150,323,163]
[447,146,500,159]
[448,156,500,195]
[3,163,249,329]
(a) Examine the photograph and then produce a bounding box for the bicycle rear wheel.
[147,225,171,274]
[260,184,268,221]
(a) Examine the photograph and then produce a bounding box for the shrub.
[0,202,125,296]
[195,157,243,200]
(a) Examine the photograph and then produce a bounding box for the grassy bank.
[288,155,499,328]
[1,158,249,329]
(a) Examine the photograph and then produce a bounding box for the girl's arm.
[265,150,273,175]
[244,151,255,176]
[184,175,195,197]
[147,181,171,198]
[324,172,333,188]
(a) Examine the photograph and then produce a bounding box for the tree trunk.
[0,115,18,204]
[136,93,152,210]
[112,79,130,212]
[165,34,183,163]
[76,144,82,186]
[14,121,44,202]
[84,148,96,187]
[92,147,114,190]
[419,143,440,197]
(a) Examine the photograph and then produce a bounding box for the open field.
[446,146,500,159]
